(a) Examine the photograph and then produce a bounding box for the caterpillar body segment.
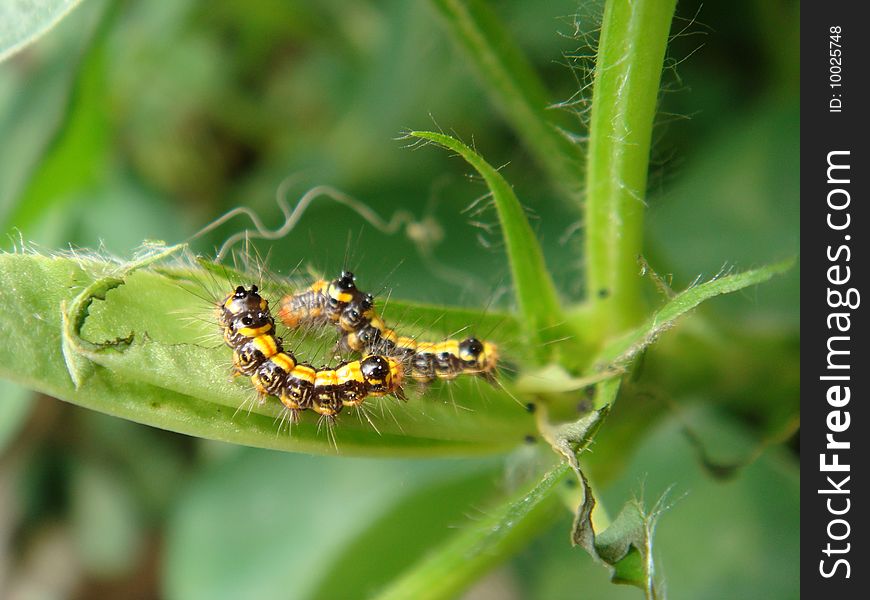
[232,333,282,376]
[276,271,357,329]
[276,279,329,328]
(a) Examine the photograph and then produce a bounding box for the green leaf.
[584,0,677,332]
[537,404,612,478]
[519,258,794,444]
[0,39,79,228]
[0,250,533,457]
[589,497,667,596]
[3,0,115,236]
[594,258,796,369]
[428,0,582,201]
[407,131,579,363]
[373,463,571,600]
[536,382,665,597]
[0,0,84,63]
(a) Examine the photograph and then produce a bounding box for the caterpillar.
[277,272,499,383]
[220,284,405,422]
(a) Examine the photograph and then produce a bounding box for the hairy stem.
[584,0,677,334]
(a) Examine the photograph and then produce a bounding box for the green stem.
[429,0,582,202]
[374,465,570,600]
[584,0,677,334]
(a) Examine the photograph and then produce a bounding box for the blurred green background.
[0,0,798,598]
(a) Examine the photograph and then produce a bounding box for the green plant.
[0,1,798,598]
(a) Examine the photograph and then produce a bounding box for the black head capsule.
[236,284,257,299]
[221,285,267,325]
[360,355,389,381]
[458,338,484,363]
[337,271,357,291]
[360,355,402,396]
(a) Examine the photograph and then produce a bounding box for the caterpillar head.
[458,337,499,377]
[359,355,403,397]
[222,285,267,319]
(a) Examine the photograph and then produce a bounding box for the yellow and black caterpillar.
[220,285,404,421]
[277,272,499,383]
